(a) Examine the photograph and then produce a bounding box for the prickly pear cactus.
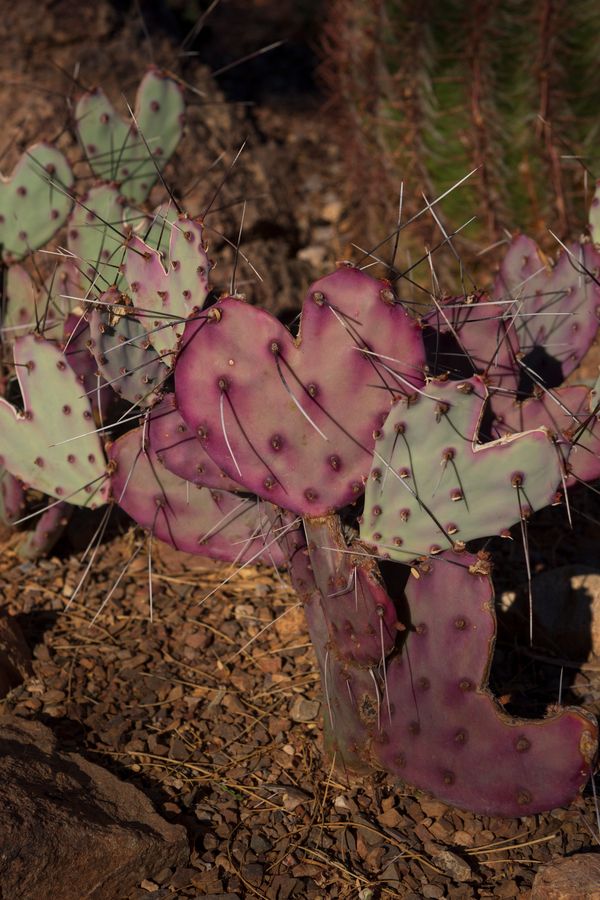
[67,184,132,294]
[332,550,597,815]
[303,515,401,667]
[422,291,520,392]
[122,216,211,360]
[492,235,600,384]
[17,500,72,560]
[0,335,108,506]
[491,384,600,488]
[0,467,25,526]
[147,394,242,491]
[0,144,73,261]
[87,294,169,407]
[75,70,184,205]
[360,377,561,561]
[1,266,39,345]
[175,265,426,516]
[109,423,286,565]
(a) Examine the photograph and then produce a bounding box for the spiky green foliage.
[322,0,600,246]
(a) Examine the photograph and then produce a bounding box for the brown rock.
[0,611,33,697]
[0,716,189,900]
[531,854,600,899]
[289,695,320,722]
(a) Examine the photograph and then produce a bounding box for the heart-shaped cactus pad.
[175,265,426,517]
[75,70,184,205]
[360,376,561,561]
[0,335,109,507]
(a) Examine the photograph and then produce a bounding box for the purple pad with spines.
[147,394,242,492]
[175,265,426,517]
[109,424,286,565]
[303,515,400,667]
[493,234,600,380]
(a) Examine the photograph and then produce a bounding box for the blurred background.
[3,0,600,306]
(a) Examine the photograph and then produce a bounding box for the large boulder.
[0,716,189,900]
[531,853,600,899]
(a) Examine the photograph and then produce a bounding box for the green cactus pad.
[2,264,85,348]
[87,292,169,407]
[0,143,73,262]
[360,377,562,561]
[2,266,39,344]
[75,70,184,205]
[0,335,109,507]
[68,184,132,295]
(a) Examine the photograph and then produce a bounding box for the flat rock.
[531,853,600,899]
[0,716,189,900]
[0,611,33,697]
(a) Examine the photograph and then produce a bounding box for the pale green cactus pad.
[122,216,210,360]
[360,377,562,561]
[0,144,73,261]
[2,264,83,348]
[75,70,185,205]
[68,184,132,295]
[67,187,180,298]
[2,266,39,344]
[0,335,109,507]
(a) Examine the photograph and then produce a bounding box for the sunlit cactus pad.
[109,424,285,565]
[493,234,600,381]
[335,552,597,816]
[75,70,185,204]
[422,292,520,391]
[0,144,73,261]
[491,384,600,487]
[0,335,108,507]
[147,394,242,492]
[122,216,211,359]
[360,377,561,561]
[176,265,426,517]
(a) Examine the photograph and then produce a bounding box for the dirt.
[1,2,600,898]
